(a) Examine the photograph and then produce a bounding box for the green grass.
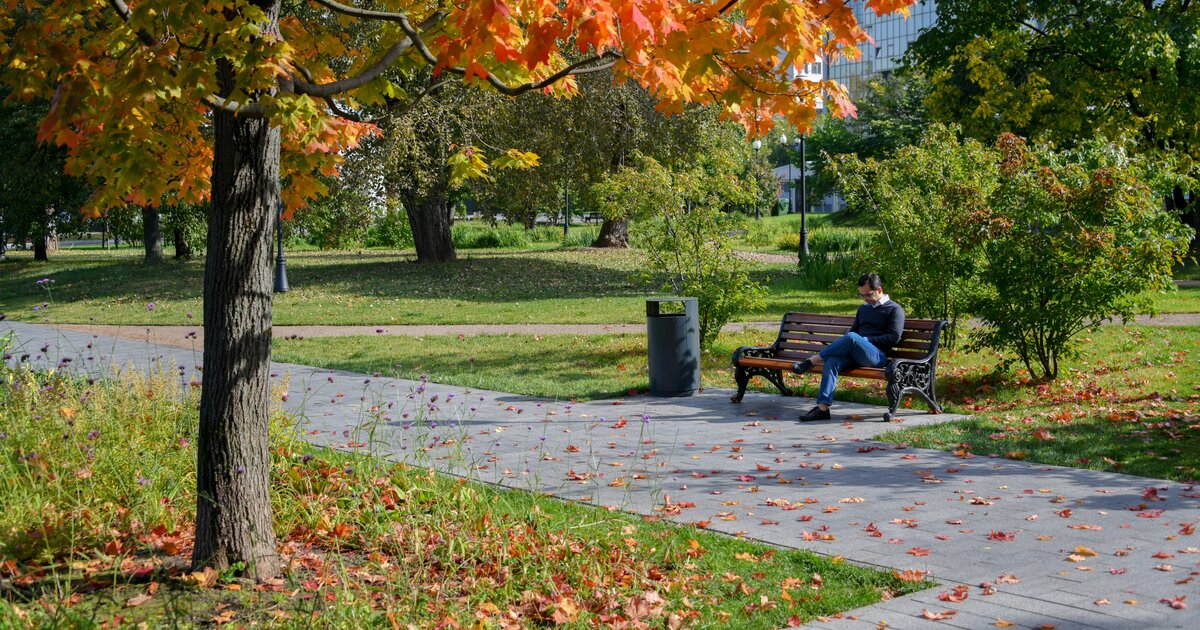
[0,247,863,325]
[0,362,927,628]
[275,324,1200,481]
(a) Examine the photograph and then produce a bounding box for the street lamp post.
[274,199,289,293]
[794,135,809,260]
[751,138,762,219]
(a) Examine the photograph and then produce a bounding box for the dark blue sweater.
[850,299,905,352]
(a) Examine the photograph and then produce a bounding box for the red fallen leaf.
[907,547,931,557]
[893,569,928,582]
[611,418,627,428]
[1143,487,1166,501]
[565,445,580,453]
[1109,567,1127,575]
[1159,596,1187,609]
[920,608,957,620]
[988,530,1017,542]
[996,574,1020,584]
[1033,428,1055,441]
[938,585,969,603]
[946,519,963,525]
[787,615,804,627]
[1138,510,1165,518]
[756,463,771,471]
[1056,508,1073,518]
[1180,522,1195,536]
[797,515,813,522]
[1152,552,1175,559]
[736,475,756,482]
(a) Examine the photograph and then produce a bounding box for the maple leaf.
[125,593,153,608]
[1160,596,1187,609]
[920,608,957,620]
[937,585,969,603]
[907,547,931,557]
[892,569,928,582]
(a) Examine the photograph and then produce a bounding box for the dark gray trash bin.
[646,297,700,397]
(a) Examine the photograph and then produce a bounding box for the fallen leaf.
[920,609,957,620]
[1159,596,1187,609]
[125,593,152,608]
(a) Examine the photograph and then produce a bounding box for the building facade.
[826,1,939,99]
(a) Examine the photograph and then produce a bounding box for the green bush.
[594,154,765,349]
[969,134,1192,378]
[366,205,414,249]
[774,227,874,253]
[796,248,860,290]
[832,125,998,344]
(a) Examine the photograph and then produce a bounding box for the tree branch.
[286,10,447,98]
[108,0,161,47]
[309,0,413,24]
[393,13,621,96]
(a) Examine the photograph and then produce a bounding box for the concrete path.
[4,320,1198,629]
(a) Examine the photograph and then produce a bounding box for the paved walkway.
[4,320,1198,629]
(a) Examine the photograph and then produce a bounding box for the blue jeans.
[816,332,888,405]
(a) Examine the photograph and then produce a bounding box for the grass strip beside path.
[274,325,1200,482]
[0,366,926,628]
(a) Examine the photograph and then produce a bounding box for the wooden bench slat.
[781,324,936,341]
[778,332,934,351]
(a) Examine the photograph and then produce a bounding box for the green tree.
[832,124,999,343]
[971,134,1192,379]
[0,96,88,260]
[907,0,1200,230]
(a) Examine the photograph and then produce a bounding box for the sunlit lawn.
[275,324,1200,482]
[0,247,862,325]
[2,244,1197,325]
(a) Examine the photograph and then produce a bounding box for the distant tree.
[0,96,88,261]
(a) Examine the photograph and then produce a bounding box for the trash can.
[646,297,700,397]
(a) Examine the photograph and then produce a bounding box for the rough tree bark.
[592,218,629,248]
[174,226,193,260]
[32,234,47,261]
[192,0,283,580]
[142,205,163,263]
[406,191,456,263]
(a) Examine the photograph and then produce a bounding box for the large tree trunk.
[592,218,629,248]
[142,205,163,263]
[174,226,193,260]
[32,234,48,261]
[192,8,283,579]
[406,191,456,263]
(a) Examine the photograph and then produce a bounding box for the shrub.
[366,205,414,249]
[969,134,1192,379]
[594,155,765,349]
[832,125,1000,344]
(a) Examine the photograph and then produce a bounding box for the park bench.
[730,312,949,421]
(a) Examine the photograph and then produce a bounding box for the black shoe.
[799,406,831,422]
[791,359,814,374]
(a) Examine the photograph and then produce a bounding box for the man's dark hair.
[858,273,883,290]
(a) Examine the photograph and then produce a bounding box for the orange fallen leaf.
[920,608,957,620]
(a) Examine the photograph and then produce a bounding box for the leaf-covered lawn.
[0,367,926,628]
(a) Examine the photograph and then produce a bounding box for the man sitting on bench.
[793,273,905,421]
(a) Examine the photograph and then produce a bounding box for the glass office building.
[826,1,939,99]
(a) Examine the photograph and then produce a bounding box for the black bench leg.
[764,370,793,397]
[731,367,749,403]
[884,381,901,422]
